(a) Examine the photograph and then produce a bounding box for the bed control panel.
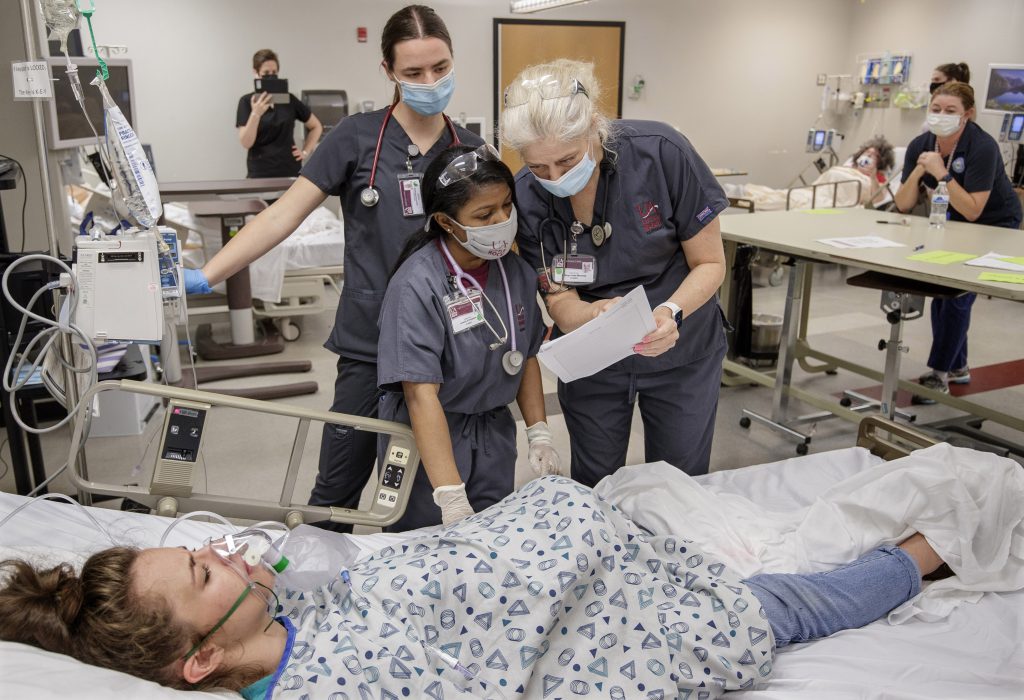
[151,400,210,497]
[374,440,414,510]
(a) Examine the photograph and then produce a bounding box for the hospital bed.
[167,202,344,341]
[1,414,1022,699]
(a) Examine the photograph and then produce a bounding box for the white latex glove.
[526,421,563,476]
[432,483,475,524]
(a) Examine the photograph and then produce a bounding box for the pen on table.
[913,244,925,251]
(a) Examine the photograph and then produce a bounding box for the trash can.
[745,313,783,367]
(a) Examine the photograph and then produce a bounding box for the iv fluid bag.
[39,0,80,52]
[93,76,162,229]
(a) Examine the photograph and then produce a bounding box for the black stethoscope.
[359,104,461,208]
[535,158,615,271]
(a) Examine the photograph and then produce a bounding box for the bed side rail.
[786,179,863,210]
[856,415,939,461]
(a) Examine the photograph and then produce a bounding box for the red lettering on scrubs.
[635,200,663,233]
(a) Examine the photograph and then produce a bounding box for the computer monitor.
[982,64,1024,114]
[44,57,136,150]
[301,90,348,135]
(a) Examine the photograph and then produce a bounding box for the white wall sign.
[11,60,53,100]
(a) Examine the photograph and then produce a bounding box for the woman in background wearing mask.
[501,60,730,487]
[929,62,970,94]
[377,145,556,530]
[185,5,483,530]
[895,82,1022,402]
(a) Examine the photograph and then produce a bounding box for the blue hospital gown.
[271,477,775,699]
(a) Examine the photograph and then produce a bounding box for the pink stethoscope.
[438,238,523,376]
[358,104,460,208]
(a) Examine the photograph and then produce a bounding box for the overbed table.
[719,207,1024,452]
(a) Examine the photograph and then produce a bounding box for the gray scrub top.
[515,120,729,374]
[301,108,483,362]
[377,243,546,414]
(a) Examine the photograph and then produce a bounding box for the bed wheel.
[826,369,838,375]
[796,443,809,456]
[839,396,853,408]
[279,319,301,341]
[739,416,751,429]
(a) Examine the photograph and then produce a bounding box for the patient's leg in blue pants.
[742,545,921,648]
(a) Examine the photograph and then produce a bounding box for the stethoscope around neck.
[359,103,460,208]
[438,237,523,376]
[536,157,614,271]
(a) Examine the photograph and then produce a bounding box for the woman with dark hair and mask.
[183,6,483,532]
[895,82,1022,402]
[930,62,970,94]
[376,144,557,530]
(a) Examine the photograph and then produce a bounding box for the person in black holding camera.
[236,49,323,178]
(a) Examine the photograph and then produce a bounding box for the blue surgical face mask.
[534,148,596,198]
[397,68,455,116]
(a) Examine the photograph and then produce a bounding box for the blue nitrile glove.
[183,268,212,295]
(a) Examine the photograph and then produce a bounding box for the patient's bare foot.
[898,533,945,577]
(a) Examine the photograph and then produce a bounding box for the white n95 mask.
[927,112,962,137]
[452,206,518,260]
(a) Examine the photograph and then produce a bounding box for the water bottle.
[929,181,949,228]
[263,524,359,591]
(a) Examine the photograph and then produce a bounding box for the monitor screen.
[302,90,348,131]
[1010,114,1024,140]
[983,64,1024,114]
[45,58,135,150]
[813,130,826,150]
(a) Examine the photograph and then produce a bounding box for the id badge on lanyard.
[551,253,597,286]
[398,172,424,217]
[444,289,485,333]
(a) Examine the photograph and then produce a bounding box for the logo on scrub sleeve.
[635,200,663,233]
[696,205,714,223]
[951,157,965,174]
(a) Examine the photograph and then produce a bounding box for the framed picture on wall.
[982,64,1024,113]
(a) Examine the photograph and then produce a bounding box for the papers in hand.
[817,236,904,249]
[537,286,657,383]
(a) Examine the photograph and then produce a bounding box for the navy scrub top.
[235,93,312,178]
[515,119,730,374]
[377,243,546,413]
[902,121,1022,229]
[301,108,483,362]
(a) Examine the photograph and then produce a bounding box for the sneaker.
[948,366,971,384]
[912,372,949,405]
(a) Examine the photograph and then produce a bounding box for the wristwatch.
[940,172,953,183]
[655,301,684,327]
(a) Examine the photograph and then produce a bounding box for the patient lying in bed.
[725,137,896,210]
[1,443,1020,699]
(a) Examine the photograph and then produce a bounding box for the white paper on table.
[537,285,657,383]
[964,251,1024,272]
[817,235,905,249]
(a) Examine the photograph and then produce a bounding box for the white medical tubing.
[157,510,235,547]
[0,492,116,545]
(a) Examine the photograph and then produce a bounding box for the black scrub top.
[301,108,483,362]
[377,243,546,413]
[236,93,312,178]
[515,120,729,374]
[902,121,1022,229]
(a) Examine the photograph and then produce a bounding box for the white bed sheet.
[1,448,1021,699]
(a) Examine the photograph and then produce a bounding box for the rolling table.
[719,208,1024,452]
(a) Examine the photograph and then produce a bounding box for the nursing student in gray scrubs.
[376,145,557,531]
[501,59,730,487]
[184,6,481,530]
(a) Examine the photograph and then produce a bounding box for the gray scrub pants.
[378,395,518,532]
[558,345,726,487]
[309,356,381,533]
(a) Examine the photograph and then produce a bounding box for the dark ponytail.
[381,5,453,104]
[391,145,516,277]
[935,62,970,84]
[0,559,84,654]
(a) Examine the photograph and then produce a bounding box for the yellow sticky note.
[998,256,1024,266]
[907,250,976,265]
[979,272,1024,284]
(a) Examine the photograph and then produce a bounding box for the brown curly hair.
[0,548,261,692]
[851,136,896,173]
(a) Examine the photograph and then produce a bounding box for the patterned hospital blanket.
[274,476,774,699]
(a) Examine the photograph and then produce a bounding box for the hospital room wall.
[840,0,1024,171]
[11,0,852,189]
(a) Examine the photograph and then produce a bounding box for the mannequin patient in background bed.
[725,136,896,210]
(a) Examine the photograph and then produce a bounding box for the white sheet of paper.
[817,236,905,249]
[964,251,1024,272]
[537,285,657,383]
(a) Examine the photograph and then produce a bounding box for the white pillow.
[0,642,237,699]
